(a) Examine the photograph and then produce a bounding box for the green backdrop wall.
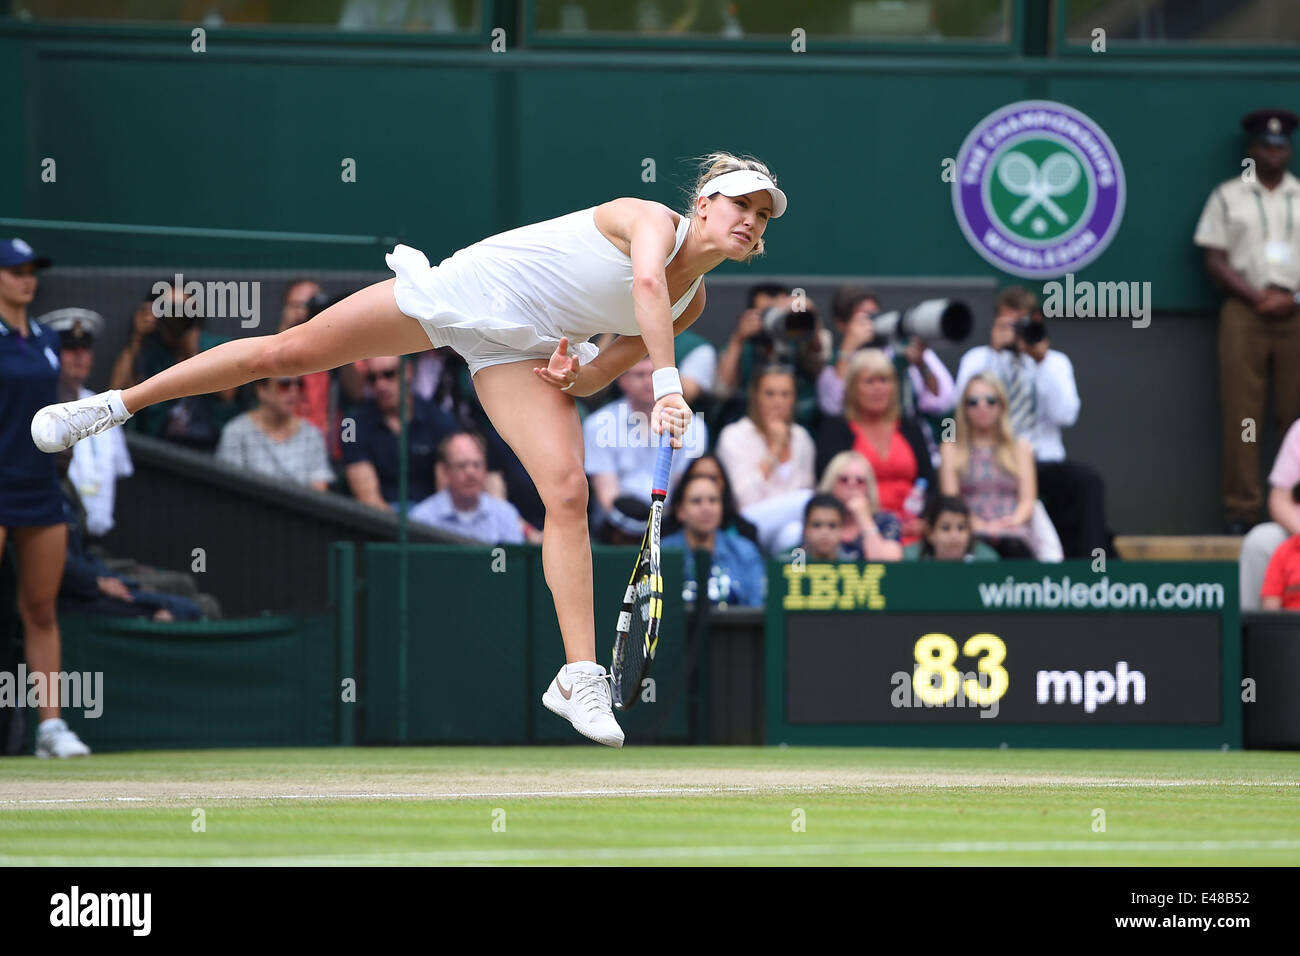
[4,23,1300,307]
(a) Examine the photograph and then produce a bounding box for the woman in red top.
[816,348,935,545]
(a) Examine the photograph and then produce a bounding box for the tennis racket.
[610,440,673,711]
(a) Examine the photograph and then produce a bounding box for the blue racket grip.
[652,441,674,497]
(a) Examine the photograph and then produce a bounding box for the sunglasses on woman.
[965,395,1000,407]
[836,474,868,486]
[273,378,302,391]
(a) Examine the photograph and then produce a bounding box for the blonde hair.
[746,364,797,427]
[818,450,880,513]
[685,151,779,263]
[952,372,1019,476]
[843,348,900,425]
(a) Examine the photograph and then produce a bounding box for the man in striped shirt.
[955,286,1108,559]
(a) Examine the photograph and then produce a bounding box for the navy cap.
[1242,108,1299,147]
[0,237,52,269]
[38,308,103,347]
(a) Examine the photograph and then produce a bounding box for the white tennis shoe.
[31,388,132,453]
[35,718,91,758]
[542,662,625,748]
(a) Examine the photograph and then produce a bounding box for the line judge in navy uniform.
[1196,108,1300,534]
[0,238,90,757]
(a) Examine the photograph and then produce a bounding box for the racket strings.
[611,484,668,712]
[612,549,657,707]
[615,566,653,707]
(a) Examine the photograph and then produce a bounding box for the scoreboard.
[765,560,1240,747]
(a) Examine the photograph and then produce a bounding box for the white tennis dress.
[386,206,704,376]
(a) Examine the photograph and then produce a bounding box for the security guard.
[1195,108,1300,533]
[41,307,102,355]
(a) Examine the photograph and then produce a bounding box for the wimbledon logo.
[951,100,1126,279]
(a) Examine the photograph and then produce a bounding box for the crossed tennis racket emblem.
[996,150,1082,226]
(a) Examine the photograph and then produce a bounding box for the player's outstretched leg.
[31,279,431,453]
[473,357,624,748]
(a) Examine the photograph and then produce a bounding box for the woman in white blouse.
[716,364,816,510]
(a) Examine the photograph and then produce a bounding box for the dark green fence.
[357,543,691,745]
[48,613,338,753]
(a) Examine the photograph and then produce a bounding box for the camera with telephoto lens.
[1010,313,1047,349]
[870,299,974,346]
[753,303,819,364]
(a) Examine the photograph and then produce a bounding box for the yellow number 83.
[912,633,1008,706]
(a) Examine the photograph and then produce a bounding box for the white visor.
[699,169,788,219]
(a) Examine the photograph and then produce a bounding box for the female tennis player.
[31,152,787,747]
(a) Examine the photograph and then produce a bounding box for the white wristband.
[652,367,683,402]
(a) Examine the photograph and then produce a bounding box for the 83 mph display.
[767,561,1240,747]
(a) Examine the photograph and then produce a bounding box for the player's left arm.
[557,282,707,397]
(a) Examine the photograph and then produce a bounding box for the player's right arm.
[591,198,679,372]
[604,200,693,445]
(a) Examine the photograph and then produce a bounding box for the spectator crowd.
[13,260,1119,616]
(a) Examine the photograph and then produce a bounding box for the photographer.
[716,282,786,397]
[816,284,956,436]
[109,282,245,451]
[954,286,1108,559]
[715,283,828,430]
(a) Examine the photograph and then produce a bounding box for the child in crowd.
[904,495,1000,562]
[799,493,852,562]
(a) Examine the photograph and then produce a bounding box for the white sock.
[38,717,66,734]
[565,661,605,678]
[107,389,131,423]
